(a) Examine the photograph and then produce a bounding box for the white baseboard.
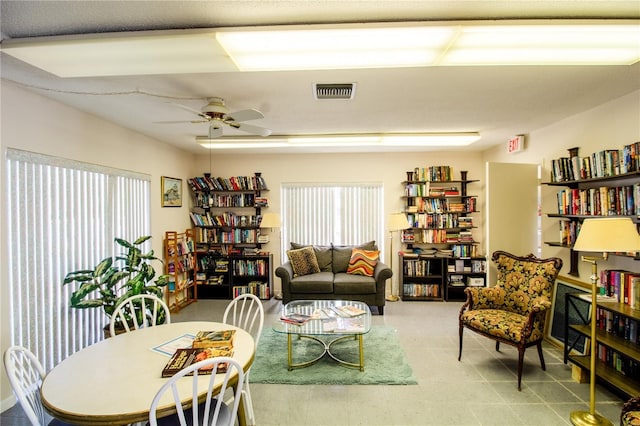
[1,395,17,413]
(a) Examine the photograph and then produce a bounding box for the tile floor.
[1,298,628,425]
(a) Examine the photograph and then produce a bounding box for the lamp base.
[385,295,400,302]
[570,411,613,426]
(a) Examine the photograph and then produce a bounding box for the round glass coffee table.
[273,300,372,371]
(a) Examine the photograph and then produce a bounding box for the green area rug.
[250,325,417,385]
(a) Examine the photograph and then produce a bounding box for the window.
[281,183,384,254]
[5,149,151,370]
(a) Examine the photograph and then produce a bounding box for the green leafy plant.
[63,236,170,326]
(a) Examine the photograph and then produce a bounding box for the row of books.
[599,269,640,308]
[595,343,640,381]
[449,258,486,272]
[550,143,640,183]
[403,259,436,277]
[596,307,640,343]
[450,244,482,258]
[402,229,475,244]
[403,283,440,298]
[406,213,474,229]
[406,198,469,214]
[188,175,268,192]
[233,259,269,276]
[405,183,460,197]
[556,184,640,216]
[408,166,454,182]
[195,229,259,244]
[232,281,270,299]
[167,254,195,274]
[189,211,260,228]
[193,192,258,208]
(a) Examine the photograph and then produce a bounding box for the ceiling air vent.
[313,83,356,100]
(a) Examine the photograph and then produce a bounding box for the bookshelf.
[544,145,640,275]
[565,288,640,397]
[399,255,444,301]
[401,167,486,301]
[164,230,197,313]
[187,172,273,300]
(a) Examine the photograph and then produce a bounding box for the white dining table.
[41,321,255,426]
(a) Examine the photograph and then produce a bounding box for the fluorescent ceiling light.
[196,133,481,149]
[2,21,637,77]
[216,26,453,71]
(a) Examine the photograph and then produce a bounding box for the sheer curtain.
[281,182,384,253]
[5,148,151,370]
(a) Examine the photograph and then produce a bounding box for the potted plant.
[63,235,170,336]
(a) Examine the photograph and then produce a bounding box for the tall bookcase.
[186,173,273,300]
[544,145,640,275]
[401,167,486,301]
[164,229,197,312]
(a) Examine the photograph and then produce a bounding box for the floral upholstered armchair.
[458,250,563,391]
[621,396,640,426]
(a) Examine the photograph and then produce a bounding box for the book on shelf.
[192,330,236,349]
[161,346,234,377]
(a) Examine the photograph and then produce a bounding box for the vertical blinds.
[281,183,384,253]
[5,149,151,371]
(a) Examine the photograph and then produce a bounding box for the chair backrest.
[109,294,171,337]
[3,345,50,426]
[222,293,264,348]
[492,250,563,316]
[148,356,244,426]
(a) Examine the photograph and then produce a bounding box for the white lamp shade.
[573,217,640,253]
[388,213,410,231]
[260,212,281,228]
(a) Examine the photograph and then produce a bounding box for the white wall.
[0,81,195,408]
[193,151,486,293]
[482,90,640,281]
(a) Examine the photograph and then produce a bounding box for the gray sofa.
[275,242,392,314]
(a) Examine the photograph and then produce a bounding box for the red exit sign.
[507,135,525,153]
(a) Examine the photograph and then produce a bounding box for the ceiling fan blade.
[209,125,224,138]
[168,102,210,120]
[235,122,272,137]
[225,109,264,122]
[154,120,208,124]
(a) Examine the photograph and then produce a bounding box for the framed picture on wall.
[545,274,590,354]
[161,176,182,207]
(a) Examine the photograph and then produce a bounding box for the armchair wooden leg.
[536,342,546,370]
[517,348,525,391]
[458,325,464,361]
[496,341,500,352]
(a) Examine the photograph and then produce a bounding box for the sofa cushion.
[346,248,379,277]
[290,243,332,272]
[332,241,377,273]
[290,272,334,293]
[334,273,376,294]
[287,246,320,277]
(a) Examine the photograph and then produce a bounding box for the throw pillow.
[290,243,332,272]
[286,246,321,277]
[346,248,380,277]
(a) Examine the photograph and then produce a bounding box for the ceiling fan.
[160,97,272,138]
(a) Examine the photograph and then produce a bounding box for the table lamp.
[259,212,281,231]
[386,213,410,302]
[570,217,640,426]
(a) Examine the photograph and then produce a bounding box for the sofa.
[275,241,392,314]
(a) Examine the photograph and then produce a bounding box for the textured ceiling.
[1,1,639,154]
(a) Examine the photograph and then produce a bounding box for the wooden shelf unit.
[564,292,640,397]
[187,173,273,300]
[401,168,486,301]
[164,229,197,313]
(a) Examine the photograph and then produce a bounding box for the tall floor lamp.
[386,213,411,302]
[570,217,640,426]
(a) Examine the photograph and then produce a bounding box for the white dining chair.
[222,293,263,426]
[109,294,171,337]
[149,356,244,426]
[3,345,72,426]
